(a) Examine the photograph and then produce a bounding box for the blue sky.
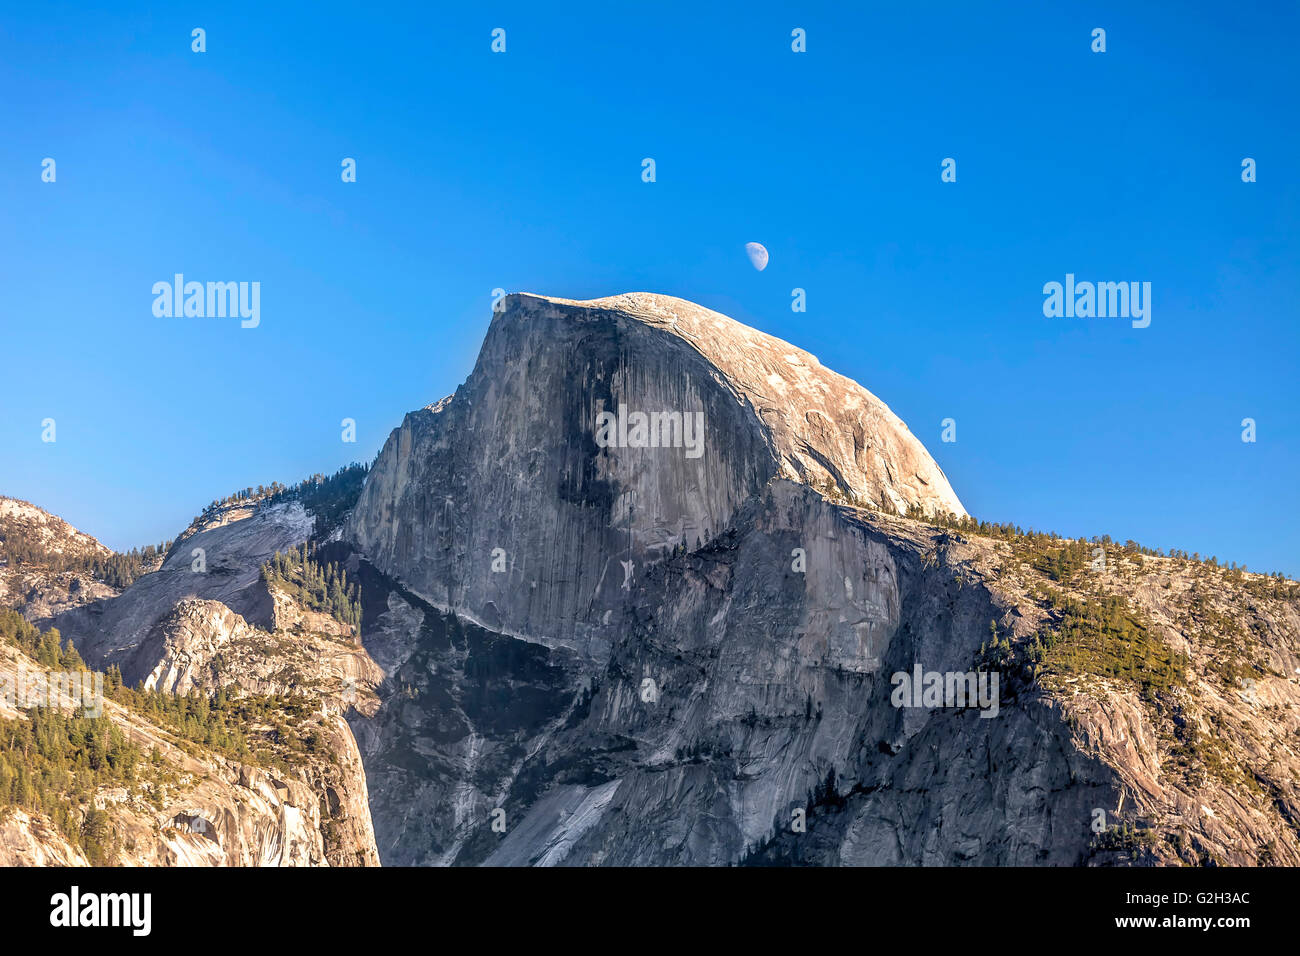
[2,1,1296,575]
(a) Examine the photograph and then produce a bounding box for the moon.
[744,242,769,271]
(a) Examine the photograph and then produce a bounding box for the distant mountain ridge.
[0,496,113,564]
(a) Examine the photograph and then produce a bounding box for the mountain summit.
[508,293,963,517]
[350,291,963,658]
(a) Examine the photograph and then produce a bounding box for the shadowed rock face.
[350,478,1113,866]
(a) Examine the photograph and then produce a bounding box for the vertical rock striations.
[349,293,964,661]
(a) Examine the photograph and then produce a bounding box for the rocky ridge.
[0,497,121,620]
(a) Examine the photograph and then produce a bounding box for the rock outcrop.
[0,497,112,564]
[0,497,120,619]
[51,501,313,669]
[127,596,380,714]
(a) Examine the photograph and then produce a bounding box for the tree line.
[190,462,371,543]
[263,462,370,539]
[914,509,1295,584]
[261,541,362,633]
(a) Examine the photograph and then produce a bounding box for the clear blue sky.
[2,2,1297,575]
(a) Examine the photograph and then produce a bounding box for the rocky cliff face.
[129,595,380,710]
[0,635,373,867]
[343,293,1299,867]
[348,480,1111,865]
[51,501,313,671]
[1,499,382,867]
[349,293,964,663]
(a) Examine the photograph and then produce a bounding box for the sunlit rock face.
[6,292,1285,868]
[0,636,380,868]
[51,502,313,673]
[34,502,383,868]
[348,293,964,663]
